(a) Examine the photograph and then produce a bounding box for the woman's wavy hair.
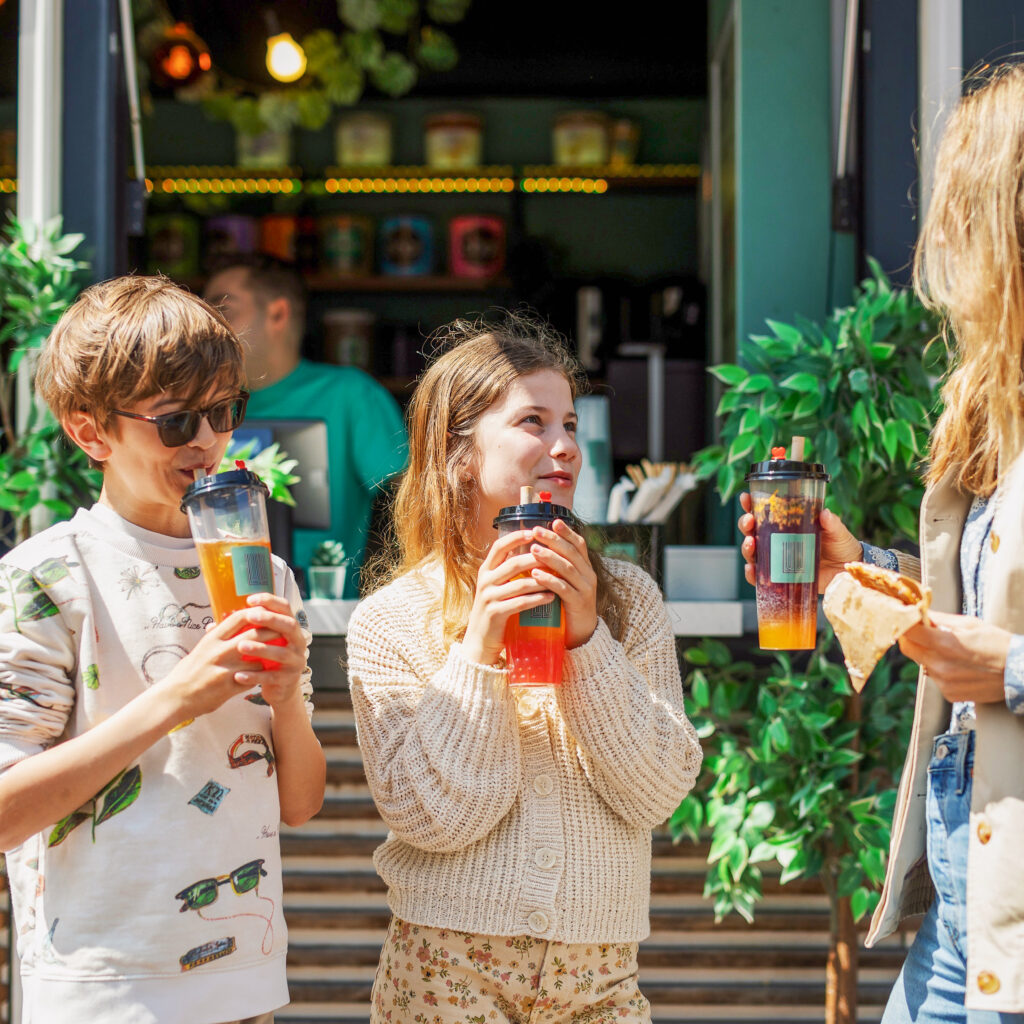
[371,311,627,647]
[918,61,1024,494]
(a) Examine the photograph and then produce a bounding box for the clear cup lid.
[180,468,268,513]
[745,458,830,482]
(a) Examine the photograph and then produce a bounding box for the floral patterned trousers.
[370,916,652,1024]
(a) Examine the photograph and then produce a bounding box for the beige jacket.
[866,458,1024,1011]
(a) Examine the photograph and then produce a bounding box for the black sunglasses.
[111,392,249,447]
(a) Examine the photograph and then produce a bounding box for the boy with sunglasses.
[0,276,326,1024]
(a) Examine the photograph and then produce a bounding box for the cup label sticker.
[519,595,562,628]
[770,533,816,584]
[230,545,273,596]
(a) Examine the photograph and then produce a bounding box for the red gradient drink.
[493,489,570,686]
[746,450,830,650]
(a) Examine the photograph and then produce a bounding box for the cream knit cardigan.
[346,557,702,944]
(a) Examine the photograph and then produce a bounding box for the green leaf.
[707,829,736,865]
[727,432,760,462]
[765,319,804,345]
[893,503,918,538]
[17,591,59,623]
[690,671,710,709]
[793,391,823,418]
[47,810,91,848]
[735,374,773,394]
[849,368,871,393]
[709,364,749,386]
[417,26,458,71]
[851,399,870,438]
[882,421,899,460]
[371,51,418,97]
[339,0,383,31]
[778,372,819,394]
[94,765,142,827]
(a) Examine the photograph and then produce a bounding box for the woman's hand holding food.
[898,610,1012,703]
[527,518,598,649]
[462,530,557,666]
[738,492,862,590]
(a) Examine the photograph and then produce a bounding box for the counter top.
[304,599,755,639]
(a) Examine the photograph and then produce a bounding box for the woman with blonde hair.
[738,63,1024,1022]
[346,313,702,1022]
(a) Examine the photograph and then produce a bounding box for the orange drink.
[195,537,274,619]
[746,450,829,651]
[505,614,566,687]
[182,466,284,670]
[494,488,571,686]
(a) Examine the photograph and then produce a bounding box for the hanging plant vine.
[136,0,473,137]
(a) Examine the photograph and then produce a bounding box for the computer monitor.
[231,418,331,531]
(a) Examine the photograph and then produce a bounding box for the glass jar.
[424,112,483,169]
[552,111,610,166]
[335,112,393,167]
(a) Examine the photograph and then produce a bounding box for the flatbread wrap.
[822,562,932,692]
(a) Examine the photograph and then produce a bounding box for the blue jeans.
[882,731,1024,1023]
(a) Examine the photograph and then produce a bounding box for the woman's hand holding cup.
[738,492,862,591]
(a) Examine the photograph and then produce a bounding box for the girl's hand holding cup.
[527,518,598,649]
[462,529,556,666]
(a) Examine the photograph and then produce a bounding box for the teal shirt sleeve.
[352,379,408,491]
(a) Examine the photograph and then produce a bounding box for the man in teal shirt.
[204,256,407,597]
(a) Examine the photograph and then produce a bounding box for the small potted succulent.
[307,539,348,600]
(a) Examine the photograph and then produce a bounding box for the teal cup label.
[519,595,562,628]
[769,533,816,584]
[230,545,273,595]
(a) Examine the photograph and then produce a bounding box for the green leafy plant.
[691,259,944,545]
[678,263,946,1023]
[222,439,300,505]
[138,0,473,137]
[0,215,100,548]
[672,638,916,925]
[311,539,349,566]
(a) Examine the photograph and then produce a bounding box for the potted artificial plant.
[676,261,944,1024]
[308,539,349,600]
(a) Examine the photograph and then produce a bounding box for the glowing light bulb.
[266,33,306,83]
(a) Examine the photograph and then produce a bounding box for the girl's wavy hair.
[369,311,627,647]
[918,61,1024,494]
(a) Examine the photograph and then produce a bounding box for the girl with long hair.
[741,62,1024,1022]
[346,313,702,1023]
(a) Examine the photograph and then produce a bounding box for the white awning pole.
[918,0,962,220]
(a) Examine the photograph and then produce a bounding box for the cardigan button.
[977,971,1000,995]
[977,821,992,845]
[527,911,549,934]
[535,847,557,870]
[533,775,554,796]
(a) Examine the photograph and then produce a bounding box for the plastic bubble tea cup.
[745,446,830,650]
[493,488,570,686]
[180,463,285,669]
